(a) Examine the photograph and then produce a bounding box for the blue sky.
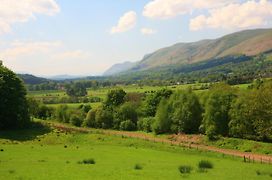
[0,0,272,76]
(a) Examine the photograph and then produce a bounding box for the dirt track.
[51,123,272,164]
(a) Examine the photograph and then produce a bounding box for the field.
[27,83,251,108]
[0,123,271,180]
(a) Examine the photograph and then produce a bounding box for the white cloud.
[54,50,90,60]
[143,0,238,19]
[0,0,60,34]
[0,40,62,59]
[141,28,156,35]
[110,11,137,34]
[190,0,272,31]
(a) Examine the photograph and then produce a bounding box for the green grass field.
[46,102,101,109]
[0,124,271,180]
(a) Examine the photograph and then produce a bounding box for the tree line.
[34,82,272,142]
[1,62,271,143]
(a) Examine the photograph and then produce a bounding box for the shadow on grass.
[0,121,52,141]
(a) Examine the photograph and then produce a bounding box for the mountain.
[18,74,49,85]
[129,28,272,71]
[103,61,136,76]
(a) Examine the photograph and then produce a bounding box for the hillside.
[129,28,272,71]
[103,61,136,76]
[18,74,49,85]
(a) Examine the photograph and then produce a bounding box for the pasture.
[0,123,271,180]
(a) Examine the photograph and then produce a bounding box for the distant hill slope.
[130,28,272,71]
[103,61,136,76]
[18,74,49,85]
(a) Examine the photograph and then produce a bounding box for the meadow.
[0,123,271,180]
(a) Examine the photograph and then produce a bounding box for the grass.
[46,102,101,109]
[204,137,272,155]
[0,125,271,180]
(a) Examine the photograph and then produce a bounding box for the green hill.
[18,74,49,85]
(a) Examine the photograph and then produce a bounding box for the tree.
[0,64,30,129]
[95,106,113,129]
[142,89,173,117]
[83,108,97,127]
[152,98,171,134]
[66,82,87,97]
[169,90,202,134]
[229,92,255,139]
[55,105,70,123]
[202,83,236,139]
[113,102,138,129]
[105,89,126,107]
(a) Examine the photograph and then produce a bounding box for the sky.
[0,0,272,77]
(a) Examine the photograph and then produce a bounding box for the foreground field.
[0,124,271,180]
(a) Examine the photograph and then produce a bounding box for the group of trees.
[80,83,272,142]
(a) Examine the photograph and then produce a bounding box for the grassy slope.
[133,29,272,70]
[0,125,271,180]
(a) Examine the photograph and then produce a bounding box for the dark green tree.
[202,83,236,139]
[152,98,171,134]
[66,82,87,97]
[169,89,202,134]
[142,89,173,117]
[113,102,138,129]
[0,64,30,129]
[95,106,113,129]
[105,89,126,107]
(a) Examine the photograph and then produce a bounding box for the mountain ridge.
[108,28,272,74]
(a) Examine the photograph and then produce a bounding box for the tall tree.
[169,89,202,134]
[203,83,236,139]
[0,64,30,129]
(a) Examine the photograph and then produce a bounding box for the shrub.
[198,160,213,169]
[137,117,154,132]
[78,158,95,164]
[120,120,136,131]
[178,165,192,174]
[70,115,83,127]
[134,164,142,170]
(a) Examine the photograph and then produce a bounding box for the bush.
[120,120,136,131]
[137,117,154,132]
[198,160,213,169]
[70,115,83,127]
[134,164,142,170]
[178,165,192,174]
[78,158,95,164]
